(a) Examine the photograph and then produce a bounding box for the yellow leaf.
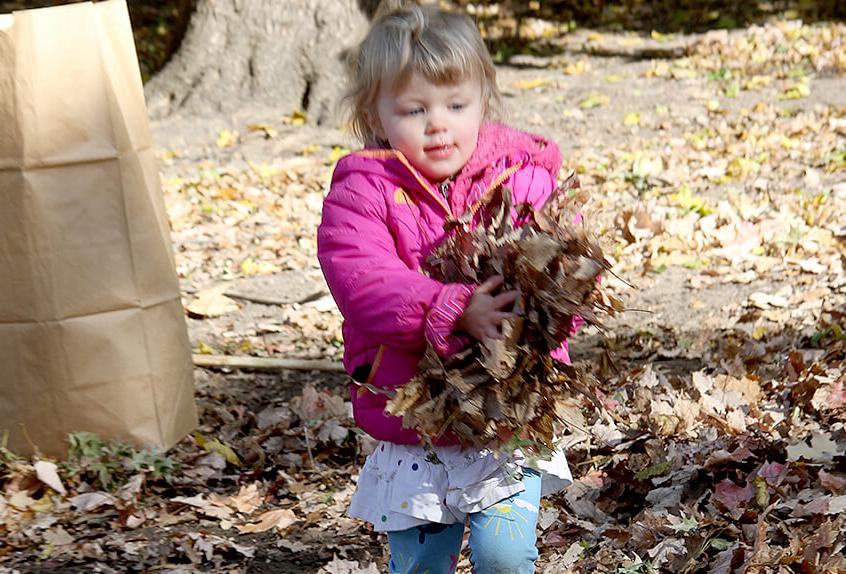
[604,74,624,83]
[650,30,671,43]
[726,157,758,179]
[216,129,238,148]
[670,186,711,215]
[240,258,280,276]
[512,78,553,90]
[31,496,54,513]
[621,36,643,47]
[779,135,797,149]
[216,187,240,201]
[646,61,670,78]
[300,144,321,156]
[187,284,239,318]
[249,161,279,179]
[194,433,241,466]
[196,341,215,355]
[743,75,772,91]
[587,32,604,42]
[247,123,278,139]
[624,112,641,126]
[284,110,307,125]
[563,61,589,75]
[578,94,609,109]
[329,146,350,164]
[780,81,810,100]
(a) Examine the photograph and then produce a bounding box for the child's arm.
[508,162,558,214]
[318,174,473,355]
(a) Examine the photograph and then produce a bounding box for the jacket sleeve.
[318,174,472,354]
[506,161,557,215]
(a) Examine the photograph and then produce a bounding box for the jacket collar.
[332,123,562,215]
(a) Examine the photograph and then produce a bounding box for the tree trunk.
[144,0,379,123]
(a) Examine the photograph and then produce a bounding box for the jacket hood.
[332,122,562,196]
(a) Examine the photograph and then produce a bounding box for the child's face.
[374,72,484,182]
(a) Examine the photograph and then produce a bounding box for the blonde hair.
[343,0,502,146]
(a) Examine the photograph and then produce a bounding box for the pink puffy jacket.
[317,122,577,444]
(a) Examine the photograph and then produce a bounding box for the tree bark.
[144,0,379,123]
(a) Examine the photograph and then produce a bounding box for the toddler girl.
[318,2,574,572]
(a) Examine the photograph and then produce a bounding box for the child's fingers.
[492,290,519,308]
[481,314,515,340]
[475,275,504,294]
[484,327,503,340]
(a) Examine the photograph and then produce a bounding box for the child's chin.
[423,166,458,181]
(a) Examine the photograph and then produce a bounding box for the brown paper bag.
[0,0,197,457]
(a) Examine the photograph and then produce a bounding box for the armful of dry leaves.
[386,173,624,457]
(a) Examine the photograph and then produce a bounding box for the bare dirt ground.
[151,25,844,365]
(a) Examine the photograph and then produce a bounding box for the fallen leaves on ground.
[2,15,845,574]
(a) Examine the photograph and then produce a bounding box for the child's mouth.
[425,144,453,159]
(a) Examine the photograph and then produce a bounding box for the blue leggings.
[386,469,541,574]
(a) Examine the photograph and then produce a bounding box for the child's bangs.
[389,42,482,91]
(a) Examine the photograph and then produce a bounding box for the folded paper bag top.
[0,0,197,457]
[0,1,152,169]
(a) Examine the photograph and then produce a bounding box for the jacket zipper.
[351,149,524,219]
[438,180,450,202]
[468,162,525,216]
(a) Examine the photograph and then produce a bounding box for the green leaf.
[724,83,740,98]
[754,476,770,508]
[668,514,699,534]
[635,460,671,480]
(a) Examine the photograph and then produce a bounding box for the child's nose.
[425,110,447,133]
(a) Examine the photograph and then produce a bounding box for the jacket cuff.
[425,283,475,357]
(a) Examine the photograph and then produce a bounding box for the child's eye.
[449,103,466,111]
[403,108,424,116]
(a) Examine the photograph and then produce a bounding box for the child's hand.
[456,276,519,341]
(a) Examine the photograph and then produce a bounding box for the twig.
[223,289,328,306]
[303,424,315,469]
[193,354,344,372]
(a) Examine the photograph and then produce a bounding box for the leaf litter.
[1,16,846,574]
